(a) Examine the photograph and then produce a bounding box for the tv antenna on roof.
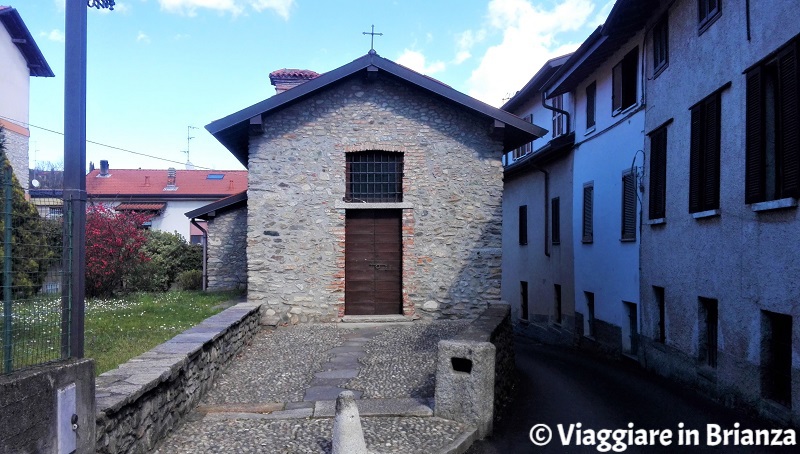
[181,126,199,168]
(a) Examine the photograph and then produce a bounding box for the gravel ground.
[154,416,468,454]
[346,321,469,398]
[202,325,353,404]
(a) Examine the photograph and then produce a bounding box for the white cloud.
[396,49,446,75]
[157,0,293,18]
[591,0,615,27]
[41,29,66,43]
[136,31,151,43]
[465,0,598,106]
[249,0,293,19]
[454,29,486,64]
[174,33,191,40]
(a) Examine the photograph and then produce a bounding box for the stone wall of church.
[247,76,505,324]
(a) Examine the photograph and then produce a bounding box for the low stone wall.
[94,302,262,453]
[434,304,515,438]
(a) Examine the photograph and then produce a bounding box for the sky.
[17,0,614,172]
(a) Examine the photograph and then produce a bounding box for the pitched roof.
[207,51,547,165]
[185,190,247,220]
[546,0,661,97]
[115,202,166,211]
[0,6,54,77]
[502,53,573,112]
[86,168,247,199]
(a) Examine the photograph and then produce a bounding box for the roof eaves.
[501,53,573,112]
[185,191,248,219]
[207,52,548,161]
[544,27,605,97]
[504,132,575,178]
[0,7,54,77]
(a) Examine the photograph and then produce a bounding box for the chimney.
[99,160,110,177]
[89,161,95,172]
[269,69,320,94]
[165,167,177,191]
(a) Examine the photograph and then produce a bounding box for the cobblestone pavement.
[155,321,473,453]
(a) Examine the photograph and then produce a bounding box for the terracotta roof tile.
[269,68,320,80]
[115,202,166,211]
[87,168,247,198]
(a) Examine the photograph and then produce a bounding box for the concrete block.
[434,339,496,439]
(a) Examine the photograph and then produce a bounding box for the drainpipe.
[190,219,208,291]
[541,90,571,135]
[538,168,550,258]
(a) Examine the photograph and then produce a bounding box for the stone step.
[313,397,434,418]
[340,315,415,325]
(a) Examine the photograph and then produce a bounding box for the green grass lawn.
[86,291,240,375]
[2,291,241,376]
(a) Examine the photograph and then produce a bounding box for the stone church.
[199,50,545,324]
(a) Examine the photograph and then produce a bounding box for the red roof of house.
[86,168,247,199]
[115,202,166,211]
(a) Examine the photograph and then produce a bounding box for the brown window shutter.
[689,106,703,212]
[778,44,800,198]
[622,172,637,240]
[745,67,765,204]
[703,95,721,210]
[519,205,528,245]
[551,197,560,244]
[582,185,593,242]
[649,128,667,219]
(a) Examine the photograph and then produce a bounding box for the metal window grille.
[345,151,403,203]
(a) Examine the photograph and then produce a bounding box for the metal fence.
[0,151,70,374]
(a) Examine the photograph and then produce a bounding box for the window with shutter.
[582,184,593,243]
[552,96,565,138]
[519,205,528,245]
[649,126,668,219]
[689,92,721,213]
[745,39,800,204]
[621,170,637,240]
[551,197,560,245]
[586,82,596,129]
[698,0,721,34]
[653,15,669,75]
[612,48,639,113]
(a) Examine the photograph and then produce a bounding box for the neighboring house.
[501,54,577,346]
[0,6,53,189]
[544,0,651,357]
[504,0,799,425]
[86,160,247,241]
[639,0,800,424]
[185,191,247,291]
[203,50,545,325]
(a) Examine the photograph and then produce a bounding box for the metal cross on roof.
[363,25,383,53]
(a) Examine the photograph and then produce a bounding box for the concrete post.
[331,391,369,454]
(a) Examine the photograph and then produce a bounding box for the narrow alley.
[468,339,794,453]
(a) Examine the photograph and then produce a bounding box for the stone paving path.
[154,321,475,454]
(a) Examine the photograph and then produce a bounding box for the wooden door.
[345,210,402,315]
